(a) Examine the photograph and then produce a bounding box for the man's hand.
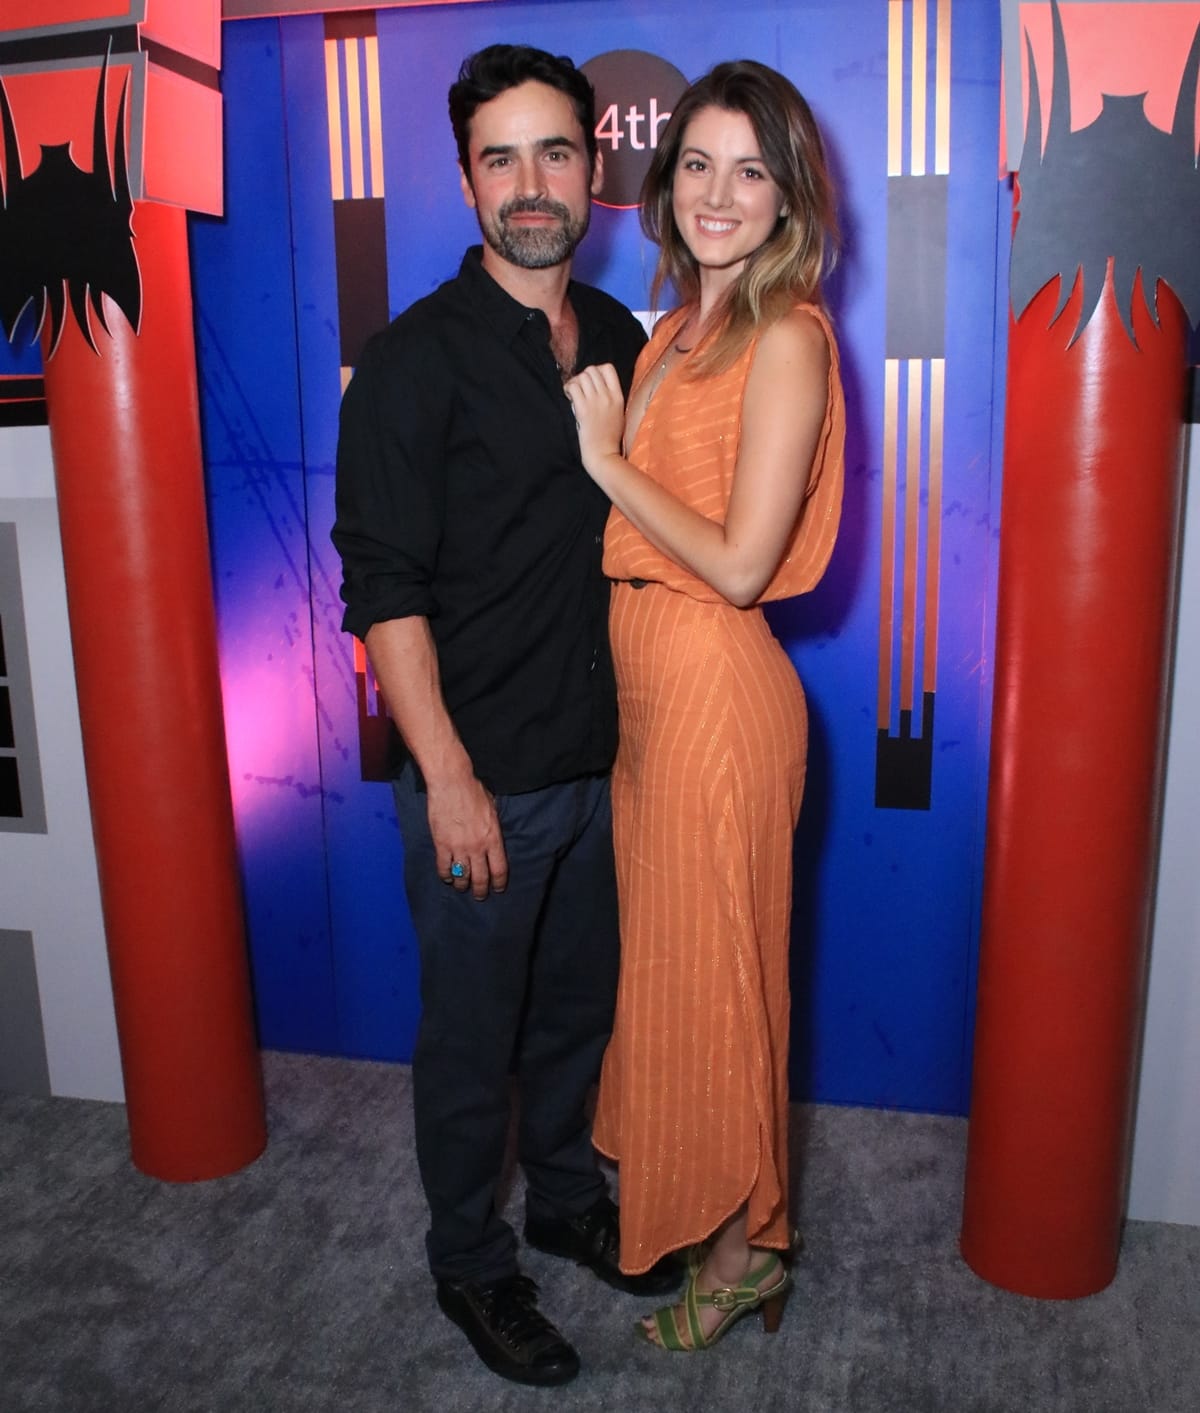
[363,617,509,900]
[426,774,509,900]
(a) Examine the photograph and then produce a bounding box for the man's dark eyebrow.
[477,135,581,160]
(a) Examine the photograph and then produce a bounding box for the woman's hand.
[564,363,626,479]
[561,308,831,607]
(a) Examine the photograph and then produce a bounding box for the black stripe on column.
[0,378,48,427]
[0,27,138,67]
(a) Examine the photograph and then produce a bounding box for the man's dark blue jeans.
[393,767,620,1286]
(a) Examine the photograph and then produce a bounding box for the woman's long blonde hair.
[641,60,840,374]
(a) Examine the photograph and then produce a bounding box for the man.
[332,45,676,1388]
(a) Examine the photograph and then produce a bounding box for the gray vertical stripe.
[0,929,51,1097]
[0,522,47,833]
[1001,0,1025,172]
[886,175,948,359]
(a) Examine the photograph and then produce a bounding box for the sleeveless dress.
[591,303,845,1273]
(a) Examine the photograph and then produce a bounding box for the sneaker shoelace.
[480,1276,559,1351]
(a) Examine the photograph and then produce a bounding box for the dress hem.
[594,1127,789,1276]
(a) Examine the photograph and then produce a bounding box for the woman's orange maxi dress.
[592,304,845,1274]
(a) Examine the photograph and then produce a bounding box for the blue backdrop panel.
[196,0,1005,1110]
[279,15,423,1060]
[0,321,40,374]
[777,6,1005,1110]
[191,20,339,1053]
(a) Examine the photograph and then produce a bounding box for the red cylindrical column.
[43,199,266,1181]
[960,262,1187,1297]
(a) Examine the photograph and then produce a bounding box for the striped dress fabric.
[592,304,845,1273]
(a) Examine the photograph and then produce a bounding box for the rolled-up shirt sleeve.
[332,326,450,640]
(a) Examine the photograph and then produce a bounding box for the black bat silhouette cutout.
[1011,0,1200,345]
[0,45,141,356]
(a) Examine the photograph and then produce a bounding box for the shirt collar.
[456,245,610,349]
[456,246,543,343]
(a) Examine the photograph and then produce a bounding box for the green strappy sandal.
[638,1251,791,1351]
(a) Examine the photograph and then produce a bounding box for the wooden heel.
[761,1287,787,1334]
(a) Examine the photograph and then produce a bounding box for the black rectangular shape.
[0,377,44,401]
[0,398,49,428]
[0,687,14,749]
[0,755,21,818]
[0,27,138,68]
[334,198,390,368]
[325,11,378,41]
[875,693,936,811]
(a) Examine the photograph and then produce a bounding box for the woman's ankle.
[703,1245,755,1287]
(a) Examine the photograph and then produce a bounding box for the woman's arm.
[565,308,831,608]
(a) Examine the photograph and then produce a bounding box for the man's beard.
[478,197,590,269]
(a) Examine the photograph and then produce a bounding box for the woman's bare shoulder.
[750,306,832,392]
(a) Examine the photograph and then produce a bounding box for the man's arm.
[333,326,506,900]
[365,616,507,900]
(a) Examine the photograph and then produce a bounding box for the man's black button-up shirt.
[332,247,647,795]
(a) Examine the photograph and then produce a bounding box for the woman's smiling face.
[671,105,786,284]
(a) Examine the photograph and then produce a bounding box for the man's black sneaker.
[525,1194,682,1297]
[435,1274,580,1386]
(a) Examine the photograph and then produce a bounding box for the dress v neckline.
[625,308,693,457]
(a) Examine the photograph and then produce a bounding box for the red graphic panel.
[1019,1,1200,142]
[4,3,217,66]
[0,65,135,178]
[0,62,220,215]
[143,0,220,67]
[1,1,222,213]
[5,1,135,27]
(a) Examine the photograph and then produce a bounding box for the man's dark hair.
[449,44,598,177]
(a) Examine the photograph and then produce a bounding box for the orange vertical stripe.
[365,35,385,198]
[344,39,365,200]
[879,359,900,728]
[900,358,923,715]
[324,39,344,201]
[888,0,904,176]
[924,359,945,694]
[911,0,928,176]
[935,0,952,174]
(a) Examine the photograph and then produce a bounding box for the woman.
[564,60,845,1353]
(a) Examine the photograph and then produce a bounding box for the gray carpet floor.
[2,1051,1197,1412]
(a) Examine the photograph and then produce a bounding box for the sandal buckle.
[709,1287,739,1313]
